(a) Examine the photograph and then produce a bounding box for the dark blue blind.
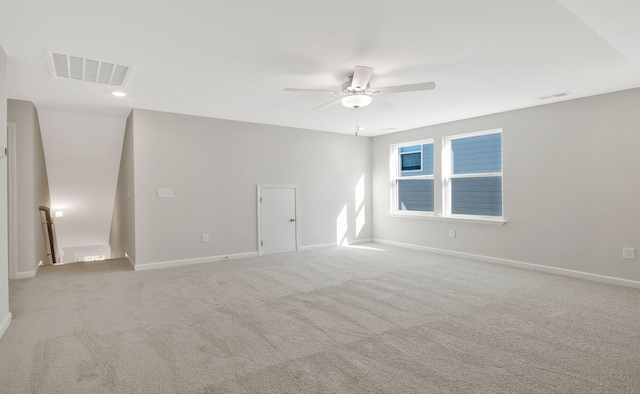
[451,177,502,216]
[398,179,434,212]
[400,143,433,177]
[452,133,501,174]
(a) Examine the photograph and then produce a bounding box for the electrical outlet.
[449,229,456,238]
[623,247,635,260]
[202,233,210,243]
[157,188,174,198]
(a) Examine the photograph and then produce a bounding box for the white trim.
[387,212,505,225]
[449,173,502,179]
[300,243,338,251]
[133,251,258,271]
[257,185,300,256]
[0,313,12,340]
[7,123,17,279]
[14,262,41,279]
[391,139,435,215]
[373,239,640,289]
[442,128,503,219]
[348,238,374,245]
[446,128,502,140]
[123,253,135,270]
[299,239,373,251]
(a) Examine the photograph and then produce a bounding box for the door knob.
[290,218,296,222]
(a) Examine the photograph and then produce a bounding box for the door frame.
[7,123,17,279]
[257,185,299,256]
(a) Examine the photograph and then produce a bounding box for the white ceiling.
[1,0,640,136]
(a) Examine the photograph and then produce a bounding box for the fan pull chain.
[355,110,359,136]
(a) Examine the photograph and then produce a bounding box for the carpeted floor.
[1,244,639,393]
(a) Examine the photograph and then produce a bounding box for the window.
[392,140,434,213]
[443,130,502,218]
[390,129,503,222]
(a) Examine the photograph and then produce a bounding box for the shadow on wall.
[337,173,366,245]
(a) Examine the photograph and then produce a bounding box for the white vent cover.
[537,91,571,101]
[46,51,133,87]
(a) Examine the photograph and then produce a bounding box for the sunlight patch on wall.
[355,174,365,208]
[355,174,366,237]
[336,204,348,245]
[356,206,366,237]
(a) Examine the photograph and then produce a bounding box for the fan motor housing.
[342,77,369,93]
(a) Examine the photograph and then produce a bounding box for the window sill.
[388,212,506,225]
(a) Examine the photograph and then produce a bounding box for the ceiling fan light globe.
[341,94,372,109]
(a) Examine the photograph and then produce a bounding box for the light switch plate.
[158,189,173,198]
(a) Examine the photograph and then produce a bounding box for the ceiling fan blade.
[310,97,343,111]
[371,95,394,109]
[351,66,374,91]
[371,82,436,94]
[284,88,341,94]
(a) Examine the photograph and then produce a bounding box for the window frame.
[390,139,435,216]
[442,128,503,221]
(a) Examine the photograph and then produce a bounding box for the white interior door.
[260,187,297,255]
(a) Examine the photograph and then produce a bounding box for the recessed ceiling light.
[112,91,127,97]
[357,126,366,131]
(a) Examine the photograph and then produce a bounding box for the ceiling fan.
[284,66,436,111]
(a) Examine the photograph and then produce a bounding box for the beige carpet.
[1,244,639,393]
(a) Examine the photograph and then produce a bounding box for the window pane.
[452,133,501,174]
[398,179,434,212]
[451,177,502,216]
[399,145,420,153]
[422,143,433,175]
[401,152,421,171]
[400,143,433,176]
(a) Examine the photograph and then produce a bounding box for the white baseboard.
[300,243,338,251]
[348,238,374,245]
[134,251,259,271]
[299,239,374,251]
[373,239,640,289]
[123,253,135,270]
[0,312,12,340]
[14,262,42,279]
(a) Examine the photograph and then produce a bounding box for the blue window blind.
[452,133,501,174]
[400,144,433,176]
[398,179,434,212]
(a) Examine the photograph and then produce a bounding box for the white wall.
[0,44,11,339]
[7,100,51,276]
[38,111,125,262]
[129,109,372,266]
[372,88,640,282]
[109,111,135,263]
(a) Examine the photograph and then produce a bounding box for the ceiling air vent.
[537,91,571,101]
[46,51,133,87]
